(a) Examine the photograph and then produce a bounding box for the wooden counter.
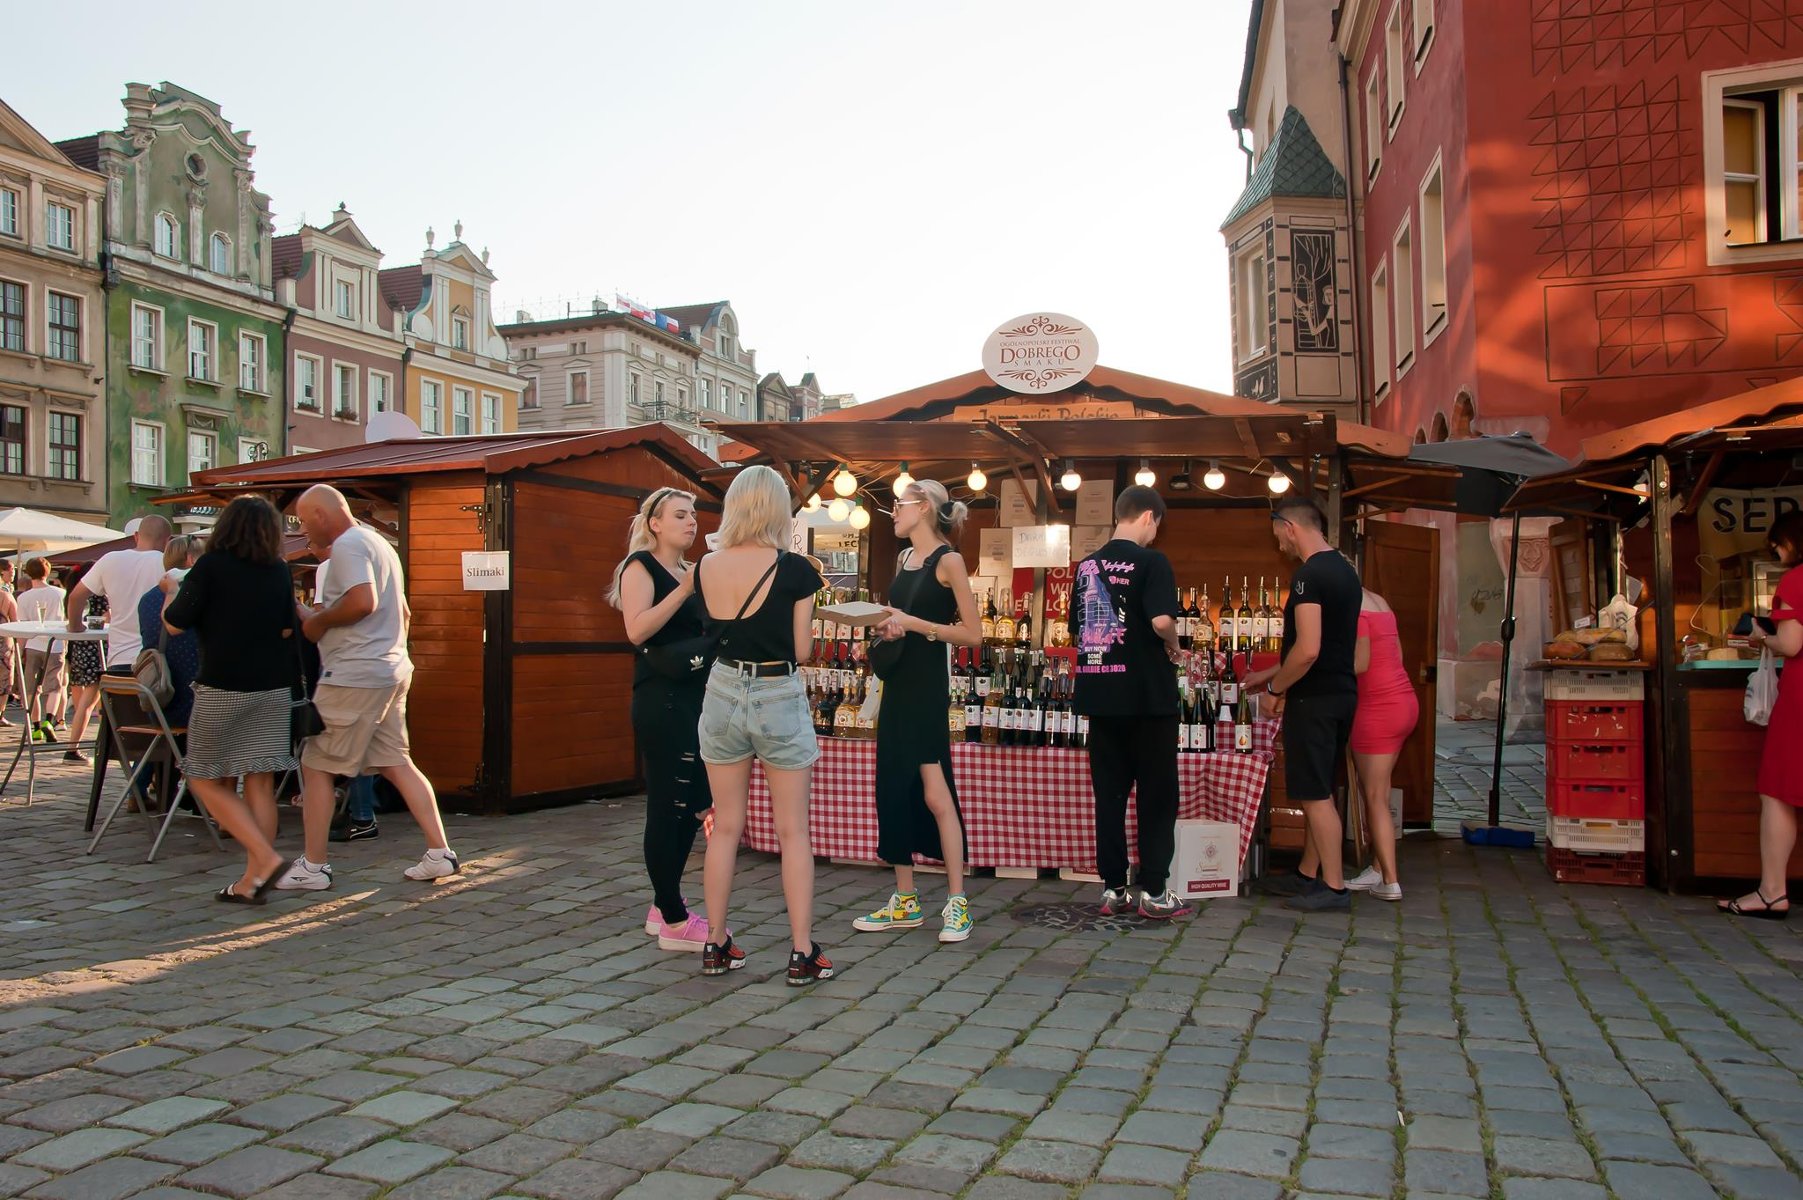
[1675,664,1803,888]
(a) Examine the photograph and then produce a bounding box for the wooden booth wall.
[506,445,721,808]
[404,475,490,801]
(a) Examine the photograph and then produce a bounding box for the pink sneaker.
[657,913,710,952]
[643,904,660,936]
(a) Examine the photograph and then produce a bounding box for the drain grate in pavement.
[1009,902,1195,932]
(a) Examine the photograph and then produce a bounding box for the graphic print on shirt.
[1074,557,1127,656]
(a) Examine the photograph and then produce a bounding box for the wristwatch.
[926,625,938,642]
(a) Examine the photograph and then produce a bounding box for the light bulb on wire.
[893,462,915,494]
[1060,462,1082,492]
[832,466,857,498]
[827,497,850,522]
[848,503,871,531]
[804,492,822,512]
[967,463,988,493]
[1202,462,1226,491]
[1267,471,1291,495]
[1135,459,1156,488]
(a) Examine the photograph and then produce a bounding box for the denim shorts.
[698,663,819,771]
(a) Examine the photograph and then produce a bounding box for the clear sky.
[9,0,1256,405]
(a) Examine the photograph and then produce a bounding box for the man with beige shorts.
[275,485,458,890]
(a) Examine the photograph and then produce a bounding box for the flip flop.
[1717,891,1790,920]
[216,884,266,906]
[251,859,292,903]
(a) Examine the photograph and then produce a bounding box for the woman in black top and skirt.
[857,480,983,942]
[609,487,711,953]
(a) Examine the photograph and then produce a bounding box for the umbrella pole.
[1488,510,1522,827]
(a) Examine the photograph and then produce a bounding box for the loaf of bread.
[1554,628,1627,646]
[1544,640,1588,660]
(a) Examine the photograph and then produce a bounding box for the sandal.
[215,884,266,906]
[1717,890,1790,920]
[251,859,291,903]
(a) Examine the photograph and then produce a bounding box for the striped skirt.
[184,684,298,780]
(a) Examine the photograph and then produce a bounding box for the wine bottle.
[1269,578,1286,652]
[1176,587,1194,650]
[981,596,997,642]
[1219,576,1236,657]
[1235,688,1254,752]
[1177,681,1193,753]
[1196,584,1215,651]
[1217,696,1235,755]
[981,659,1003,744]
[1017,608,1033,649]
[1237,576,1253,658]
[1191,686,1210,753]
[995,593,1016,644]
[1220,644,1240,708]
[1251,576,1270,651]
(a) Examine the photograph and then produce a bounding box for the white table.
[0,620,108,806]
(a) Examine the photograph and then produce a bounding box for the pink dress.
[1352,609,1420,755]
[1757,570,1803,807]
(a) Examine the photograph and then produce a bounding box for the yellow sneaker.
[853,891,924,932]
[939,895,974,943]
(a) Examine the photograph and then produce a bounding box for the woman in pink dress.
[1720,513,1803,919]
[1345,589,1419,901]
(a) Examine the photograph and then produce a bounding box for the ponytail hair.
[909,479,968,542]
[607,486,696,609]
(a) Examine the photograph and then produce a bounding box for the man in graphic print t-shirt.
[1071,485,1186,921]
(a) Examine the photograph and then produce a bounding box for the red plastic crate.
[1546,700,1643,744]
[1546,846,1645,887]
[1547,779,1645,821]
[1547,741,1643,783]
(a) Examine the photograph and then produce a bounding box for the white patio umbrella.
[0,507,126,556]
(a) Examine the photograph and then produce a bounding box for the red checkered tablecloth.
[744,722,1274,875]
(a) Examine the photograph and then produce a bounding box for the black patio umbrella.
[1405,434,1572,829]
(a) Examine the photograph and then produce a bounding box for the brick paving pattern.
[0,753,1798,1199]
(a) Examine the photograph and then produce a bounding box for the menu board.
[977,528,1012,576]
[1075,480,1114,527]
[998,479,1039,527]
[1071,525,1112,561]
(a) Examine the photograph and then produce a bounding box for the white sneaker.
[1370,880,1402,901]
[273,858,333,892]
[1344,867,1382,892]
[404,849,460,881]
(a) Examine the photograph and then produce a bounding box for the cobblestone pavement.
[1432,717,1546,833]
[0,759,1799,1200]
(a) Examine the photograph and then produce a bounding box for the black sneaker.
[330,819,380,843]
[1261,870,1316,897]
[702,936,746,976]
[787,943,835,986]
[1287,883,1351,912]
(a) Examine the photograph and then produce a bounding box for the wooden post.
[1649,454,1687,893]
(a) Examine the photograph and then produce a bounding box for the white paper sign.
[461,551,510,591]
[1075,480,1114,527]
[787,518,809,556]
[977,528,1011,576]
[1071,525,1112,561]
[998,479,1038,528]
[1012,525,1070,569]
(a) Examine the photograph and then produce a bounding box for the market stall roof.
[49,531,314,568]
[807,365,1283,425]
[1578,374,1803,462]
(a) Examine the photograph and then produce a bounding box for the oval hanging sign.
[981,312,1099,394]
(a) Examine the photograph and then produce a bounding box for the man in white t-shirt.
[277,485,456,892]
[66,515,171,669]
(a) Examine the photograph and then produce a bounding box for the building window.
[131,421,163,486]
[0,281,22,353]
[700,378,711,409]
[187,319,216,380]
[677,386,688,411]
[481,392,501,434]
[421,380,443,433]
[1420,160,1448,339]
[630,373,640,406]
[45,202,73,252]
[239,332,264,392]
[187,430,216,477]
[46,292,79,362]
[567,370,589,406]
[1392,219,1415,369]
[1235,248,1269,363]
[1364,73,1383,180]
[1370,262,1392,396]
[521,378,539,410]
[155,213,179,259]
[656,380,665,407]
[451,314,469,350]
[47,412,79,481]
[333,363,358,419]
[0,405,23,474]
[209,232,230,275]
[370,371,392,413]
[334,279,356,319]
[739,389,748,417]
[1384,5,1405,130]
[1703,65,1803,263]
[1413,0,1434,62]
[294,354,321,410]
[452,387,474,435]
[127,303,160,370]
[0,189,16,238]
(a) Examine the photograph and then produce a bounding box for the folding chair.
[86,674,220,862]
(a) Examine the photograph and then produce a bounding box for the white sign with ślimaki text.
[461,551,511,591]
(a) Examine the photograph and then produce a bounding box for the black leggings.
[633,681,708,925]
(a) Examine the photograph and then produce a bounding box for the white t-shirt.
[83,548,167,667]
[17,585,67,653]
[317,525,410,688]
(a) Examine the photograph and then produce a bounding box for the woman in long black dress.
[857,479,983,943]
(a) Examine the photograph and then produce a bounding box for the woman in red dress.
[1344,589,1419,901]
[1720,512,1803,919]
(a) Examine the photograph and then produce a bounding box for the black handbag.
[641,554,782,680]
[291,616,325,745]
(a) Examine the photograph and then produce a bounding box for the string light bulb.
[1202,462,1226,491]
[1060,461,1082,492]
[893,462,915,493]
[967,463,988,493]
[848,503,871,531]
[1267,471,1292,495]
[828,497,851,522]
[1135,459,1156,488]
[832,466,857,498]
[804,492,822,513]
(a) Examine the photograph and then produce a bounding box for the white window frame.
[334,278,356,320]
[451,315,469,351]
[481,392,501,434]
[420,379,443,434]
[566,368,590,406]
[0,277,26,354]
[45,291,80,362]
[1364,71,1384,181]
[130,302,163,371]
[45,201,74,252]
[209,232,231,275]
[451,386,474,435]
[186,318,217,382]
[291,444,319,456]
[1419,154,1448,345]
[1412,0,1435,68]
[47,409,80,481]
[1235,247,1269,363]
[154,212,179,260]
[369,369,392,414]
[1370,261,1392,399]
[130,420,164,486]
[238,331,265,392]
[293,353,322,411]
[333,362,359,420]
[186,429,217,478]
[739,389,749,417]
[1392,216,1415,374]
[629,373,641,406]
[1703,61,1803,264]
[1384,5,1405,132]
[0,188,17,238]
[700,377,711,409]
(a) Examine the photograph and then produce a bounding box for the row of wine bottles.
[1179,577,1288,655]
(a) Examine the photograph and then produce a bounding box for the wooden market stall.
[1509,378,1803,893]
[173,427,722,814]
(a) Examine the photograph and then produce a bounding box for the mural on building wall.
[1289,230,1338,352]
[1529,0,1803,75]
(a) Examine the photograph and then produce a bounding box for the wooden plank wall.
[405,479,488,797]
[1687,685,1803,881]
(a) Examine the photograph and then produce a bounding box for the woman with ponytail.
[857,479,984,943]
[609,487,711,952]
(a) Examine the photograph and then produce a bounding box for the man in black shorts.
[1246,499,1362,912]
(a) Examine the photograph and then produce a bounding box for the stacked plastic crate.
[1543,668,1647,886]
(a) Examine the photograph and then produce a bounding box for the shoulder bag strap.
[716,552,783,650]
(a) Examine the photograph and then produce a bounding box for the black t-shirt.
[1071,539,1179,717]
[1282,549,1361,699]
[163,551,302,694]
[627,550,707,688]
[695,551,823,664]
